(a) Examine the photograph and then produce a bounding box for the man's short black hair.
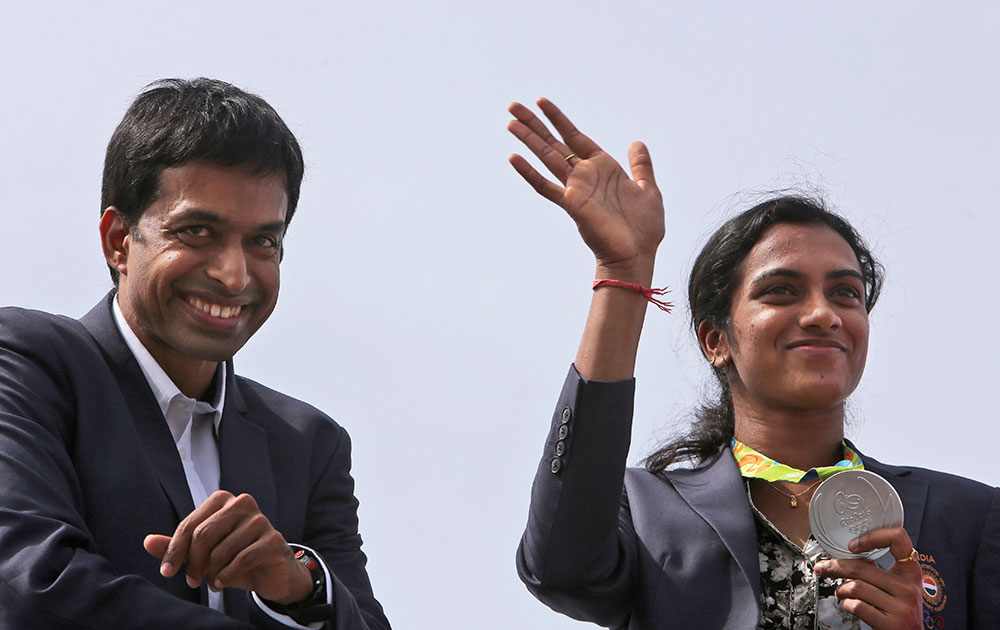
[101,77,304,284]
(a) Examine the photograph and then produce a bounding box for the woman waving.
[508,99,999,630]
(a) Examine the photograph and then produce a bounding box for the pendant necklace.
[766,478,822,508]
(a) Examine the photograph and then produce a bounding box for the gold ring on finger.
[894,549,918,563]
[564,153,577,163]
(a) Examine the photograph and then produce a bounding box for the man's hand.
[814,527,924,630]
[143,490,313,605]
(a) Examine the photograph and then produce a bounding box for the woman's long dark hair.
[643,195,884,472]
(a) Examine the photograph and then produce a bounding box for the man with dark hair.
[0,78,389,629]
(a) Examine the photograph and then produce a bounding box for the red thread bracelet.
[593,279,673,312]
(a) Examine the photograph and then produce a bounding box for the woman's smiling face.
[711,222,870,414]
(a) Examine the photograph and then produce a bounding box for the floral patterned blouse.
[750,489,862,630]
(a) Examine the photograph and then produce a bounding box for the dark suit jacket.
[517,366,999,629]
[0,295,389,630]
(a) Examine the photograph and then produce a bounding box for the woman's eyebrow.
[751,268,864,283]
[828,269,864,281]
[751,268,800,283]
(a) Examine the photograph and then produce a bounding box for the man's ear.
[99,207,131,278]
[697,318,731,368]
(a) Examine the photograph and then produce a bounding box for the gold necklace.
[765,478,822,508]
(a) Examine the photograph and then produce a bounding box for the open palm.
[507,99,664,270]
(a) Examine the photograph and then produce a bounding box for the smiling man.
[0,79,389,629]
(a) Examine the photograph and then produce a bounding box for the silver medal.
[808,470,904,560]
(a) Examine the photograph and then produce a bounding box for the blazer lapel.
[79,293,195,521]
[663,443,928,593]
[217,371,277,521]
[218,373,277,621]
[861,454,929,550]
[81,294,281,619]
[667,449,761,603]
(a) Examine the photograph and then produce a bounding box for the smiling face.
[107,161,287,389]
[705,222,870,414]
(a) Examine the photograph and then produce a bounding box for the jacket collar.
[661,439,930,601]
[79,292,276,527]
[81,293,196,521]
[664,448,762,606]
[848,440,929,551]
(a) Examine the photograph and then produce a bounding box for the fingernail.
[815,561,828,572]
[848,539,860,551]
[214,579,223,590]
[160,562,173,577]
[186,575,199,588]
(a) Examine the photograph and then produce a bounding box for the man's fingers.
[204,512,274,589]
[184,512,240,587]
[537,98,602,157]
[159,529,191,578]
[627,141,657,190]
[160,513,209,578]
[143,534,171,560]
[184,493,262,586]
[213,527,290,593]
[147,491,290,594]
[159,490,234,578]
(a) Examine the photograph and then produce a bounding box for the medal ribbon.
[731,439,863,482]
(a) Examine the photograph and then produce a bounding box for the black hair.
[644,195,884,472]
[101,77,304,284]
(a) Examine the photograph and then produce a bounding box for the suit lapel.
[861,454,929,549]
[217,371,278,524]
[80,293,195,521]
[667,449,761,603]
[662,443,927,597]
[81,294,280,620]
[218,374,277,621]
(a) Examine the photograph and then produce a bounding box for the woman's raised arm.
[507,99,665,381]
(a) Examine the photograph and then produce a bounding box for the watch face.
[809,470,904,560]
[260,547,329,623]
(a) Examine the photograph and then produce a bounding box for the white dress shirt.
[112,298,329,629]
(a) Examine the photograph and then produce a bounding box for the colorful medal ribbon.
[731,439,863,482]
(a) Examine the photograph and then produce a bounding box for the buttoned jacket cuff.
[251,544,334,629]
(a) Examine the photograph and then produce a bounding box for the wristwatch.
[261,547,332,625]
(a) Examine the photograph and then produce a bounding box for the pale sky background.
[2,2,997,627]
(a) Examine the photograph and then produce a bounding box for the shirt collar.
[731,438,863,482]
[112,296,225,441]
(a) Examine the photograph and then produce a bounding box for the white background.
[2,2,996,627]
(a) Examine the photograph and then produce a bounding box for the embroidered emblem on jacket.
[919,561,946,613]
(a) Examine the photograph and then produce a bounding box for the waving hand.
[507,99,664,271]
[507,99,665,381]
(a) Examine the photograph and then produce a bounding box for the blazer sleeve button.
[557,424,569,440]
[560,407,571,424]
[550,457,562,474]
[555,440,566,456]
